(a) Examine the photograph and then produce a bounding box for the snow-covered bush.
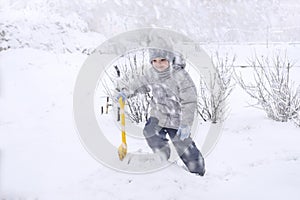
[293,112,300,127]
[0,28,11,51]
[292,87,300,127]
[197,53,235,123]
[235,54,300,122]
[0,4,105,54]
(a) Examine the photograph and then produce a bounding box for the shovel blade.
[118,143,127,160]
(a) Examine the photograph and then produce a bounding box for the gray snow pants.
[143,117,205,175]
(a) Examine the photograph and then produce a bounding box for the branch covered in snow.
[235,54,300,123]
[102,50,151,124]
[197,53,235,123]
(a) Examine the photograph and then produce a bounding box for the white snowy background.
[0,0,300,199]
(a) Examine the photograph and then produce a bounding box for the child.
[117,48,205,176]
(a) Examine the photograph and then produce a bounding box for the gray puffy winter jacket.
[126,65,197,129]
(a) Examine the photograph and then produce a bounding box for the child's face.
[152,57,169,72]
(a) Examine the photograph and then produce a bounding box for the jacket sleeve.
[177,70,197,127]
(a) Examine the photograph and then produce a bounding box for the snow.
[1,45,300,200]
[1,1,300,200]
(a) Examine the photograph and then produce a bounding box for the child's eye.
[161,59,166,62]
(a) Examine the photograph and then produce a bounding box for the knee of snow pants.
[143,117,171,160]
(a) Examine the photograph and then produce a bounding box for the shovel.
[118,97,127,160]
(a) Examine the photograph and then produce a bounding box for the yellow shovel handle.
[118,97,126,144]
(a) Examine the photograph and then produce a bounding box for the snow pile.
[0,1,105,54]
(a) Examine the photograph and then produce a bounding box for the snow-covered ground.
[0,46,300,200]
[1,1,300,198]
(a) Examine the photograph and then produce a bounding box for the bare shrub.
[101,50,151,124]
[235,54,300,123]
[197,53,235,123]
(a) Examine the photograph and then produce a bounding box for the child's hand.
[177,125,191,140]
[116,91,127,102]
